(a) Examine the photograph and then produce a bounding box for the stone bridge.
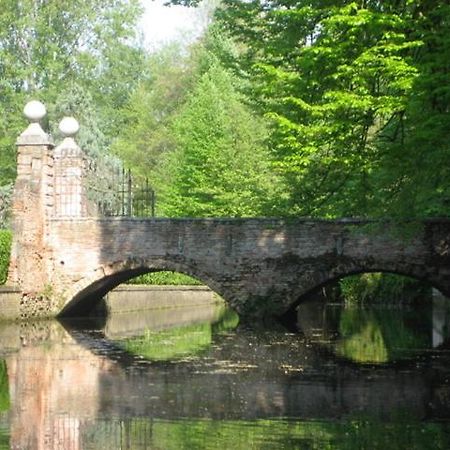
[6,102,450,320]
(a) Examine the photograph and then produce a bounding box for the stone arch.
[58,256,226,317]
[288,259,442,311]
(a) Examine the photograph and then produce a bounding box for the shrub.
[0,230,11,284]
[130,271,202,286]
[339,272,431,305]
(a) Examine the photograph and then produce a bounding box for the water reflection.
[118,308,238,361]
[297,297,450,364]
[0,298,449,448]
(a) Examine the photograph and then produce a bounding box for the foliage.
[158,59,279,217]
[111,43,193,181]
[51,84,108,159]
[212,308,240,333]
[130,271,202,286]
[211,0,450,218]
[84,415,450,450]
[121,323,212,361]
[0,361,9,412]
[119,304,238,361]
[336,306,431,363]
[114,28,281,218]
[337,315,389,363]
[339,273,431,305]
[370,2,450,217]
[2,0,448,223]
[3,0,447,223]
[0,230,12,285]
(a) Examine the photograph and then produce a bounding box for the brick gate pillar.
[53,117,89,217]
[7,101,56,317]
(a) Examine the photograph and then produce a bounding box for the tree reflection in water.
[297,298,447,364]
[336,308,430,363]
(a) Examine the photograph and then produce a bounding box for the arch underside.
[288,260,442,310]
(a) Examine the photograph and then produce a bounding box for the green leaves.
[113,28,281,218]
[1,0,447,221]
[214,0,446,218]
[0,230,12,284]
[158,59,278,217]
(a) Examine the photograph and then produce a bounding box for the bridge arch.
[287,259,443,312]
[58,257,226,317]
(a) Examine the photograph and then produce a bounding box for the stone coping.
[46,216,450,224]
[0,285,20,293]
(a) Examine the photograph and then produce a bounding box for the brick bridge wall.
[7,103,450,320]
[47,217,450,320]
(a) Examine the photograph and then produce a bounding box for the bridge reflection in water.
[0,294,450,449]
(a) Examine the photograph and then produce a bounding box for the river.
[0,290,449,449]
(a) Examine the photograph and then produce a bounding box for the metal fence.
[86,163,156,218]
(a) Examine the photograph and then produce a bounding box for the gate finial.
[59,116,80,138]
[17,100,52,145]
[58,116,80,150]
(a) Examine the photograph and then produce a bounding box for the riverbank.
[99,284,220,315]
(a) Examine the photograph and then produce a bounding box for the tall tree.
[113,27,280,218]
[209,0,449,218]
[0,0,145,186]
[369,2,450,217]
[157,60,278,217]
[111,43,195,180]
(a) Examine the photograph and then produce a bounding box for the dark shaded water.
[0,295,450,449]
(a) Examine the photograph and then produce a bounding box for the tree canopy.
[1,0,449,220]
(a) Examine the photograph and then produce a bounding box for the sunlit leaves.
[214,0,445,218]
[157,60,279,217]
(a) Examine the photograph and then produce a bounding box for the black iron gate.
[87,163,156,218]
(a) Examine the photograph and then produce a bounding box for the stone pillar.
[53,117,88,217]
[7,101,55,307]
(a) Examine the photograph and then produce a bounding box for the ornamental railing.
[51,113,156,219]
[86,163,156,218]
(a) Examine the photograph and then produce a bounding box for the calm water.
[0,295,449,449]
